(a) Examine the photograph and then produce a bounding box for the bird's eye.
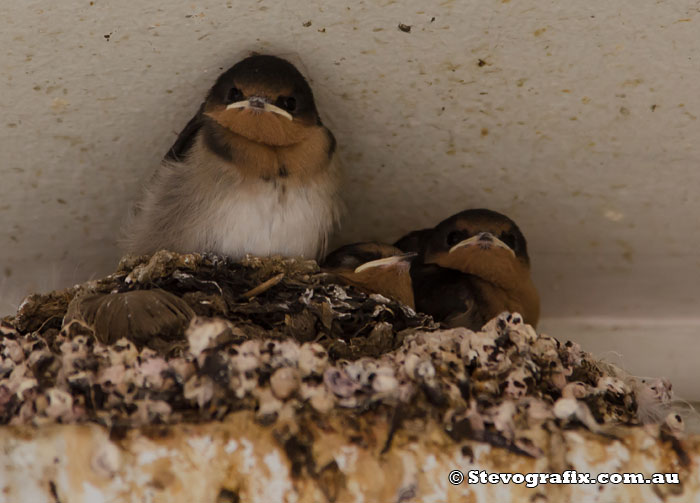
[227,87,244,103]
[446,230,467,247]
[276,96,297,112]
[500,232,516,250]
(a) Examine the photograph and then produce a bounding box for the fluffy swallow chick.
[418,209,540,328]
[322,243,417,308]
[124,55,340,261]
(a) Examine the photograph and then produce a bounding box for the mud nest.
[0,251,680,457]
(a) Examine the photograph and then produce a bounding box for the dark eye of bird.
[446,230,467,247]
[500,232,516,250]
[227,87,244,103]
[276,96,297,112]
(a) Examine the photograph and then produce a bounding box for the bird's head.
[203,55,321,147]
[424,208,530,273]
[322,242,417,308]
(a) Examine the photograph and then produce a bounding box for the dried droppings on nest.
[14,290,76,333]
[0,253,676,458]
[121,250,200,284]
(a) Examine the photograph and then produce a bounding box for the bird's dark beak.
[353,252,418,273]
[449,232,515,257]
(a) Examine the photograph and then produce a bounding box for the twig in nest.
[241,273,285,299]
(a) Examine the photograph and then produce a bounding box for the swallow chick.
[415,209,540,329]
[124,55,341,261]
[322,243,417,308]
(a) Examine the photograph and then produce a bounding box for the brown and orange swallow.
[124,55,341,260]
[409,209,540,330]
[322,243,417,308]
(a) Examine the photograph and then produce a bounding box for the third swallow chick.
[125,54,340,261]
[418,209,540,328]
[322,243,417,308]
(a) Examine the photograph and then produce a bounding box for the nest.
[0,251,682,458]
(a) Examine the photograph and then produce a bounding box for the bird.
[321,242,417,308]
[124,54,341,261]
[397,209,540,330]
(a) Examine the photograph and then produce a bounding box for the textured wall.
[1,1,699,326]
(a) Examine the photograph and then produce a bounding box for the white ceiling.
[1,0,699,324]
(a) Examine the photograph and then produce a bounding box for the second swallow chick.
[416,209,540,329]
[322,243,417,308]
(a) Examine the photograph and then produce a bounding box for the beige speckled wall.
[1,3,699,392]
